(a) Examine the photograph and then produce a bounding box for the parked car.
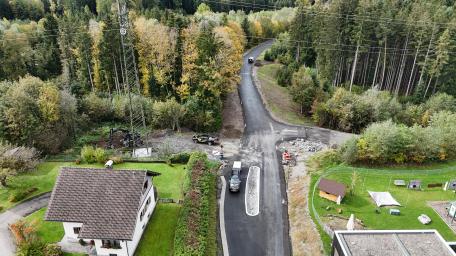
[248,57,254,63]
[192,134,219,145]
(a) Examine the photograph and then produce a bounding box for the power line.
[204,0,455,28]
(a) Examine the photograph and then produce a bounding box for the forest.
[0,0,294,154]
[261,0,456,164]
[265,0,456,127]
[268,0,456,99]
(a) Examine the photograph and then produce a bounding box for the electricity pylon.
[117,0,148,155]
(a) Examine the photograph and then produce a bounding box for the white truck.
[229,161,242,192]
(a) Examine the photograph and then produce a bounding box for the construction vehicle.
[282,150,297,166]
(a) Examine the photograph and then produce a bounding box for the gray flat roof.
[334,230,455,256]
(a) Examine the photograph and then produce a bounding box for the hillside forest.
[263,0,456,164]
[0,0,294,154]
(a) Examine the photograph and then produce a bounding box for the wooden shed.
[318,178,346,205]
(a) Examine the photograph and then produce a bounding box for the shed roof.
[45,167,158,240]
[318,178,346,197]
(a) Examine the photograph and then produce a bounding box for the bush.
[307,149,342,173]
[174,152,216,256]
[9,187,38,202]
[187,152,208,170]
[0,143,39,173]
[80,146,96,164]
[43,244,63,256]
[94,147,107,164]
[110,156,123,164]
[17,239,45,256]
[169,152,191,164]
[340,111,456,164]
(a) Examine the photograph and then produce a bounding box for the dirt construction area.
[279,139,327,256]
[136,88,244,160]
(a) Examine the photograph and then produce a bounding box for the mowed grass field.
[256,63,313,126]
[311,164,456,242]
[136,203,182,256]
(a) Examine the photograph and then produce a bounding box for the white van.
[232,161,242,172]
[229,161,242,192]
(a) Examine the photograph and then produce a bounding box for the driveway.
[222,42,352,256]
[0,193,51,256]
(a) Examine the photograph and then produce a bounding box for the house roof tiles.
[45,167,154,240]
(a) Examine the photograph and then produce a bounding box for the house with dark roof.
[318,178,346,205]
[45,167,159,256]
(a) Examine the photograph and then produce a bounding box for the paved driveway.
[0,193,51,256]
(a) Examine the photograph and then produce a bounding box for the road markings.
[219,176,230,256]
[245,166,261,216]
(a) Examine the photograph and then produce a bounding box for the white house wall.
[62,222,83,241]
[127,177,157,254]
[94,239,129,256]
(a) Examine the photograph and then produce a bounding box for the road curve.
[222,42,353,256]
[223,41,292,256]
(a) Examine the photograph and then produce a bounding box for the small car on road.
[192,134,219,145]
[229,169,241,192]
[229,161,242,192]
[248,57,254,63]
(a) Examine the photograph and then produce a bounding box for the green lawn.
[256,64,313,126]
[0,161,187,212]
[24,208,64,243]
[0,162,72,211]
[311,164,456,245]
[136,203,181,256]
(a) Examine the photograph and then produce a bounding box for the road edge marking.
[220,176,229,256]
[245,166,260,216]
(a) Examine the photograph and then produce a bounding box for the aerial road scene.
[1,1,456,256]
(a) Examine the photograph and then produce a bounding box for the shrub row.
[173,152,216,256]
[79,146,123,164]
[313,89,456,133]
[340,111,456,164]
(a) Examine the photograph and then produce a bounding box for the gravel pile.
[279,138,327,156]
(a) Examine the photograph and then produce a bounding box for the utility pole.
[117,0,148,156]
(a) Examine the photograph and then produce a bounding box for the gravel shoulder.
[279,139,326,256]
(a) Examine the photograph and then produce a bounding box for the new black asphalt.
[222,42,353,256]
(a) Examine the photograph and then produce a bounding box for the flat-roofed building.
[331,230,455,256]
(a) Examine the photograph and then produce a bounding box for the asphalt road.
[223,42,352,256]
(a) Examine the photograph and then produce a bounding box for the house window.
[73,227,81,234]
[143,180,148,193]
[140,209,144,221]
[101,240,121,249]
[109,254,118,256]
[146,197,151,207]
